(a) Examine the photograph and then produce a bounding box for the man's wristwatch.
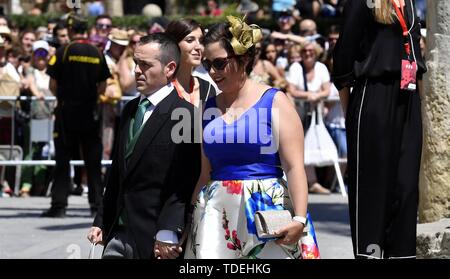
[292,216,307,226]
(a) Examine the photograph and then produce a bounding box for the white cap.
[108,29,129,47]
[32,40,50,52]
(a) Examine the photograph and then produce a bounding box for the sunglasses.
[96,24,112,30]
[202,56,234,72]
[278,16,291,23]
[33,49,48,58]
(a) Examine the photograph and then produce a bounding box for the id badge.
[401,59,417,92]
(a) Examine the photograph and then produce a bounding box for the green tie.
[132,98,151,138]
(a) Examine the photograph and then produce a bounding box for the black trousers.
[346,77,422,259]
[51,119,103,210]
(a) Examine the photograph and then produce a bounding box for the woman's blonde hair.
[300,41,324,58]
[373,0,395,24]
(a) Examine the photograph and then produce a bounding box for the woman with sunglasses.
[182,17,319,259]
[165,19,216,107]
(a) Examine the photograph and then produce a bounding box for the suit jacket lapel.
[123,89,179,179]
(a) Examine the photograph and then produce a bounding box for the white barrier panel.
[0,160,113,166]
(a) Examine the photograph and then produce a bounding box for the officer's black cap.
[67,13,88,34]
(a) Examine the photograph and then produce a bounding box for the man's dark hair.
[95,14,112,24]
[47,18,59,25]
[53,21,68,38]
[139,33,181,79]
[0,15,11,28]
[328,24,340,35]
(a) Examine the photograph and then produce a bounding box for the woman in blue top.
[182,16,319,259]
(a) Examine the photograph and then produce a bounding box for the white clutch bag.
[254,210,293,238]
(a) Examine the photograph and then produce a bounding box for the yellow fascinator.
[227,15,263,55]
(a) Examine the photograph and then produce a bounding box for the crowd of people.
[0,0,427,259]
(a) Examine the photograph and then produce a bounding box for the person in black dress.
[332,0,426,259]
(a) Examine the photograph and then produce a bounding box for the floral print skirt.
[184,178,320,259]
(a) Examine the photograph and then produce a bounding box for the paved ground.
[0,193,353,259]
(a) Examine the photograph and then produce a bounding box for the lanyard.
[390,0,411,56]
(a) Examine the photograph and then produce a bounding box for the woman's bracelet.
[292,216,307,226]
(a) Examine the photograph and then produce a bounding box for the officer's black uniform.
[43,25,110,217]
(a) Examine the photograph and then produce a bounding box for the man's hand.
[87,226,104,245]
[154,240,182,259]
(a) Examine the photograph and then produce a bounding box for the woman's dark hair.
[259,40,276,61]
[165,18,204,44]
[202,22,256,75]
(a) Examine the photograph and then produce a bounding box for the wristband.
[292,216,307,226]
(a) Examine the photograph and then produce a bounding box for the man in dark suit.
[87,33,201,259]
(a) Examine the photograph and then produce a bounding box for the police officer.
[41,16,111,218]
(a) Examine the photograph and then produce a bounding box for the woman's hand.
[274,221,304,245]
[306,92,320,103]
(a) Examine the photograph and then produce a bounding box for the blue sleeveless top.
[202,88,283,180]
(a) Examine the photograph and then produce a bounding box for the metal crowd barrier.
[1,95,347,195]
[0,96,137,196]
[0,160,113,166]
[0,95,346,167]
[0,95,138,164]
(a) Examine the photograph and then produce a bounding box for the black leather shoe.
[41,207,66,218]
[70,185,84,196]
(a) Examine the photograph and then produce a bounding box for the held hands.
[274,221,304,245]
[154,219,191,259]
[87,226,104,245]
[154,241,182,259]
